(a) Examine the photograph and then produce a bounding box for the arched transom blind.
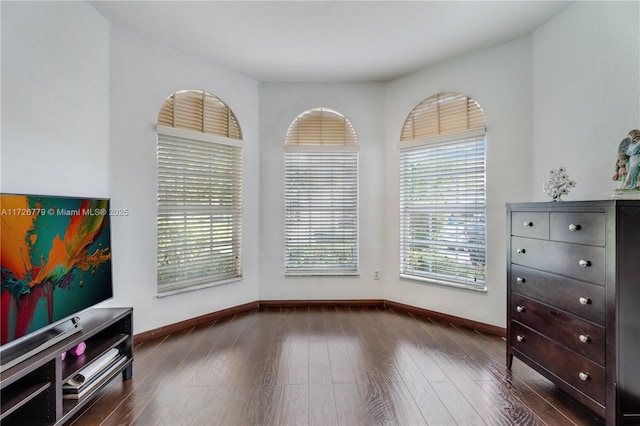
[401,92,484,141]
[158,90,242,140]
[285,108,357,146]
[284,108,359,275]
[399,93,487,291]
[157,90,243,295]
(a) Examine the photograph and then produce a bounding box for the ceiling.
[90,1,569,83]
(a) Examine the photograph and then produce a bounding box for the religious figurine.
[613,129,640,190]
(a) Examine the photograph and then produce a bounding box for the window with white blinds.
[284,108,359,275]
[399,93,486,291]
[157,90,242,295]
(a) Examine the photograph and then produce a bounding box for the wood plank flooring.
[70,307,604,425]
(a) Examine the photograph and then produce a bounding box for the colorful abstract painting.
[1,194,113,346]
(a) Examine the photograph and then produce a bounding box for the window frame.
[399,93,487,292]
[284,108,359,276]
[156,90,243,296]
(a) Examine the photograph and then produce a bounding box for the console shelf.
[0,308,133,425]
[0,382,51,421]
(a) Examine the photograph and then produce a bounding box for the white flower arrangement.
[543,167,576,201]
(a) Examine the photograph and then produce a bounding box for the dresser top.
[506,199,640,209]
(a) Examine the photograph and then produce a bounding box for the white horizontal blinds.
[399,93,486,290]
[286,108,358,146]
[284,108,358,275]
[157,90,243,293]
[400,92,484,141]
[158,90,242,140]
[285,152,358,273]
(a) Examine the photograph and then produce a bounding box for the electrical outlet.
[374,270,380,280]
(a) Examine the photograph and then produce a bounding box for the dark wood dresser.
[507,200,640,425]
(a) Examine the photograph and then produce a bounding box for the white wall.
[106,26,261,334]
[1,1,261,335]
[1,1,110,196]
[383,36,535,327]
[259,83,386,300]
[532,1,640,201]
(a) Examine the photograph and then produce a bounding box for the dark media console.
[0,308,133,425]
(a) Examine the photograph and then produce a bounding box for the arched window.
[399,92,486,290]
[284,108,359,275]
[157,90,243,295]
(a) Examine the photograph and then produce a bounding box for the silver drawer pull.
[579,259,591,268]
[516,248,526,254]
[516,276,525,284]
[579,334,590,343]
[579,297,591,305]
[516,335,525,342]
[516,305,525,313]
[569,223,581,231]
[579,372,589,381]
[523,221,533,228]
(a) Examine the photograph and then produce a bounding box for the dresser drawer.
[511,211,549,239]
[511,237,605,284]
[550,212,606,246]
[511,293,605,365]
[510,321,605,405]
[510,265,605,324]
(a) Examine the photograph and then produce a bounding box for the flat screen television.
[0,193,113,361]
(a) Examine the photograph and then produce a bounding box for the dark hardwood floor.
[70,307,603,425]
